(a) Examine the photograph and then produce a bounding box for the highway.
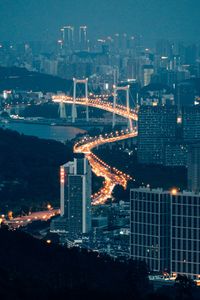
[5,209,60,229]
[74,129,137,205]
[52,96,138,122]
[4,96,138,227]
[55,95,139,205]
[53,95,138,205]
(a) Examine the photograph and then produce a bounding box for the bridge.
[74,129,137,205]
[2,82,138,229]
[53,78,137,130]
[53,96,138,129]
[53,79,138,205]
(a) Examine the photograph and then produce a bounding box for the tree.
[175,274,196,300]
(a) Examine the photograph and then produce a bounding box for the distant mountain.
[0,66,72,92]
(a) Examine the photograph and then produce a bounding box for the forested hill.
[0,128,73,214]
[0,228,149,300]
[0,66,72,92]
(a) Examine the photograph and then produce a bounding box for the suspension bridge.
[52,78,138,205]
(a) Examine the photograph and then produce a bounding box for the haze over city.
[0,0,200,43]
[1,0,200,299]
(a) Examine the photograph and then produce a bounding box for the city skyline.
[0,0,200,43]
[1,0,200,293]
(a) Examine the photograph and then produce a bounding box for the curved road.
[53,96,138,205]
[52,96,138,122]
[4,97,138,228]
[74,129,137,205]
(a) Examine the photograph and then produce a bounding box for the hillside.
[0,228,149,300]
[0,66,72,92]
[0,128,73,214]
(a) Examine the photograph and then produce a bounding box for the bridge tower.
[72,78,89,123]
[58,101,67,119]
[112,85,133,131]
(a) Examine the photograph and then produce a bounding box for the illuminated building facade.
[59,154,91,235]
[182,106,200,142]
[130,187,171,272]
[61,26,74,51]
[143,65,154,86]
[79,26,88,51]
[171,191,200,279]
[137,105,177,165]
[187,143,200,193]
[130,187,200,279]
[164,142,188,166]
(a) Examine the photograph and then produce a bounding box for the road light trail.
[74,129,137,205]
[52,96,138,122]
[5,209,60,229]
[53,95,138,205]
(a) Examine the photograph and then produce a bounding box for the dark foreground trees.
[0,228,200,300]
[0,128,73,213]
[0,228,149,300]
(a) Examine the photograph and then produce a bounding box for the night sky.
[0,0,200,43]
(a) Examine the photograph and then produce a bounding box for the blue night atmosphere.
[0,0,200,299]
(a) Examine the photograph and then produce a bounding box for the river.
[0,121,87,142]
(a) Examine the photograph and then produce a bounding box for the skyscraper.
[59,154,91,236]
[61,26,74,51]
[130,187,200,279]
[171,191,200,279]
[143,65,154,86]
[187,143,200,193]
[137,105,177,165]
[130,187,171,272]
[177,82,195,107]
[156,39,172,58]
[79,26,88,51]
[182,106,200,142]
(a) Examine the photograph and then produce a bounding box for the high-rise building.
[177,82,195,108]
[164,141,188,167]
[143,65,154,86]
[126,58,139,80]
[113,33,120,52]
[171,191,200,279]
[61,26,74,50]
[185,44,197,65]
[187,143,200,193]
[52,154,91,236]
[79,26,88,51]
[130,187,171,272]
[182,106,200,142]
[156,39,172,58]
[121,33,128,52]
[130,187,200,279]
[137,105,177,164]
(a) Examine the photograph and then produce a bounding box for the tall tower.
[130,187,171,273]
[58,101,67,119]
[114,33,120,52]
[143,65,154,86]
[137,105,177,165]
[187,143,200,193]
[60,154,92,236]
[61,26,74,51]
[79,26,87,51]
[73,78,89,122]
[112,85,132,130]
[182,106,200,142]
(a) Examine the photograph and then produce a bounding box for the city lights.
[53,94,138,205]
[171,188,178,195]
